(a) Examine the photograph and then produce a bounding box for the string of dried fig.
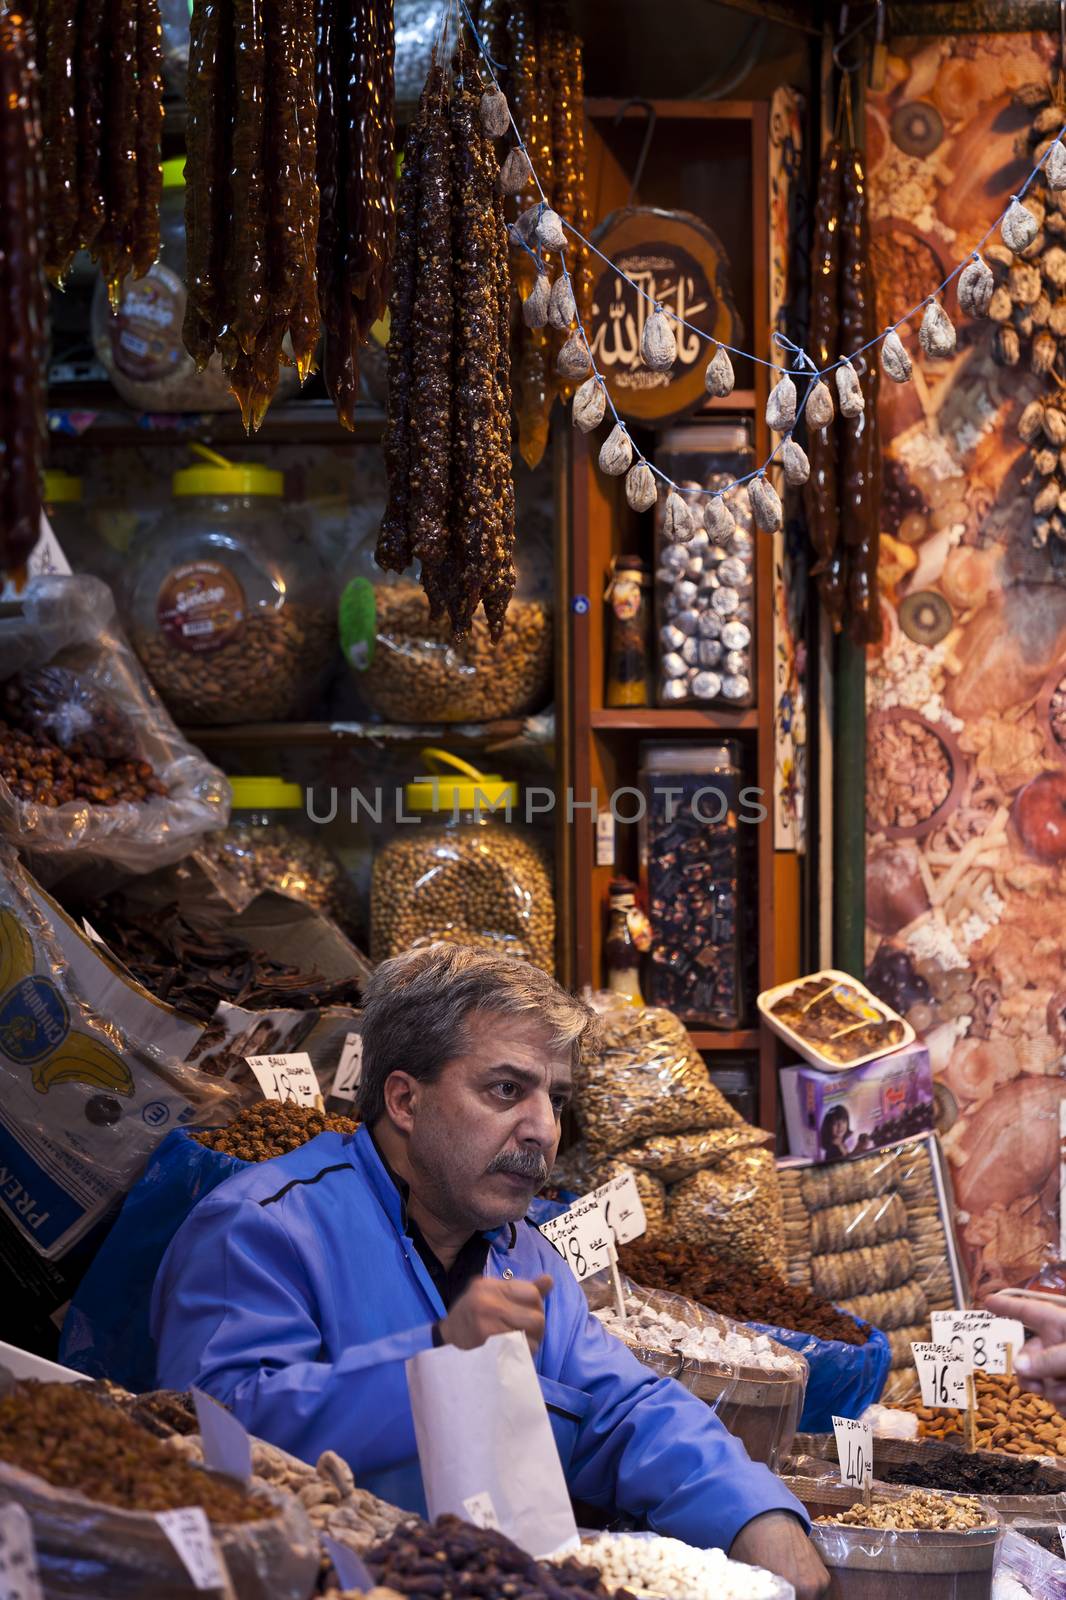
[33,0,163,302]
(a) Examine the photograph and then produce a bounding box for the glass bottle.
[604,876,650,1004]
[605,555,650,707]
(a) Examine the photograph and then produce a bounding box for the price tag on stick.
[462,1492,502,1532]
[912,1342,968,1410]
[588,1169,648,1248]
[156,1507,230,1592]
[245,1052,320,1107]
[330,1033,363,1103]
[832,1415,873,1496]
[989,1318,1025,1377]
[539,1201,612,1282]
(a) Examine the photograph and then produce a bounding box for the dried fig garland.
[0,9,46,576]
[183,0,395,430]
[378,46,514,642]
[33,0,163,299]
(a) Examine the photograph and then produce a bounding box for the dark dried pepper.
[133,0,164,278]
[408,73,454,573]
[39,0,79,284]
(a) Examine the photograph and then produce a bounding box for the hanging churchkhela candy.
[0,10,46,574]
[34,0,163,299]
[839,144,882,646]
[377,43,515,642]
[805,140,845,630]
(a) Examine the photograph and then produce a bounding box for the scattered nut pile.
[0,1382,267,1522]
[358,583,553,724]
[866,715,952,831]
[371,825,555,971]
[883,1450,1062,1497]
[558,1532,786,1599]
[366,1515,635,1600]
[620,1239,872,1346]
[199,822,352,923]
[171,1434,414,1555]
[899,1373,1066,1457]
[593,1294,801,1375]
[817,1489,991,1532]
[0,720,168,807]
[193,1102,359,1162]
[134,604,335,725]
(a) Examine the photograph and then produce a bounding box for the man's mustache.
[486,1148,549,1185]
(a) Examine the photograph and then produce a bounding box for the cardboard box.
[780,1041,934,1164]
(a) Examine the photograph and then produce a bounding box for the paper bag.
[406,1331,579,1559]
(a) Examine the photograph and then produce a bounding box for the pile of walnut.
[997,85,1066,551]
[169,1434,419,1556]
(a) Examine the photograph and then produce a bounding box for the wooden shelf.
[46,394,386,448]
[689,1029,761,1051]
[590,708,758,731]
[182,718,550,749]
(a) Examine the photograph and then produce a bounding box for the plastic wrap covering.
[616,1124,772,1185]
[993,1527,1066,1598]
[0,1456,318,1600]
[0,853,237,1262]
[585,1274,807,1471]
[779,1135,965,1405]
[0,577,229,879]
[574,992,742,1160]
[748,1318,892,1436]
[668,1149,786,1278]
[349,580,553,724]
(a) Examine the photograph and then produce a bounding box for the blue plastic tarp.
[746,1314,892,1432]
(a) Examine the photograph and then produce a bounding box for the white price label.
[462,1492,501,1532]
[988,1318,1025,1376]
[539,1197,612,1281]
[245,1052,319,1107]
[595,811,616,867]
[156,1507,228,1591]
[912,1341,968,1410]
[0,1504,42,1600]
[588,1169,647,1247]
[331,1033,363,1103]
[193,1388,252,1484]
[930,1311,1005,1377]
[322,1535,374,1593]
[832,1416,873,1492]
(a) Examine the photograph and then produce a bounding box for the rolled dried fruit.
[805,139,842,589]
[407,73,454,574]
[39,0,79,283]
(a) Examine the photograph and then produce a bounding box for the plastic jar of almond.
[126,446,335,725]
[370,749,555,972]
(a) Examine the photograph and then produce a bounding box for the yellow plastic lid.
[172,443,284,498]
[43,469,82,504]
[162,157,186,189]
[228,777,304,809]
[403,749,518,813]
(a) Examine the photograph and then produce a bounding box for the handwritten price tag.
[540,1198,612,1281]
[462,1492,501,1532]
[246,1052,319,1107]
[832,1416,872,1492]
[912,1341,968,1410]
[988,1318,1025,1376]
[0,1504,42,1600]
[156,1507,228,1591]
[193,1389,251,1484]
[330,1034,363,1103]
[588,1169,647,1248]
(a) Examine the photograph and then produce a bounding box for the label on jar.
[110,263,186,382]
[157,561,246,653]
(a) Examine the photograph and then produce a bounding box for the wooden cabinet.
[557,99,802,1133]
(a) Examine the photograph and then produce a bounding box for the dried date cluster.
[192,1101,359,1161]
[33,0,163,299]
[883,1449,1062,1497]
[0,722,167,808]
[366,1514,634,1600]
[377,43,514,642]
[0,1382,267,1522]
[470,0,593,470]
[0,14,45,575]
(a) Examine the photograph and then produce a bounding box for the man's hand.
[730,1512,830,1600]
[439,1275,553,1355]
[986,1291,1066,1407]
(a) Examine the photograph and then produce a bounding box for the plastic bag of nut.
[573,991,743,1162]
[0,576,229,881]
[666,1148,787,1277]
[343,576,553,724]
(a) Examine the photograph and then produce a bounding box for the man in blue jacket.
[152,943,828,1598]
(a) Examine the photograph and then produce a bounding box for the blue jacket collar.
[349,1123,517,1251]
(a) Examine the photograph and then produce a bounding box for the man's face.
[400,1013,571,1234]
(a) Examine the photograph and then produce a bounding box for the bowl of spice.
[866,708,968,841]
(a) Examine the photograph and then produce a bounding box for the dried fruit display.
[0,9,45,576]
[192,1100,358,1160]
[470,0,592,468]
[377,43,515,641]
[33,0,163,299]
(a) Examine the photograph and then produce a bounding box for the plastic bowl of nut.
[758,970,914,1073]
[865,708,969,842]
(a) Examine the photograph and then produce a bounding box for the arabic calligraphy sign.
[587,207,742,425]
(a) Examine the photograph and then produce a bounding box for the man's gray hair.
[356,942,597,1126]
